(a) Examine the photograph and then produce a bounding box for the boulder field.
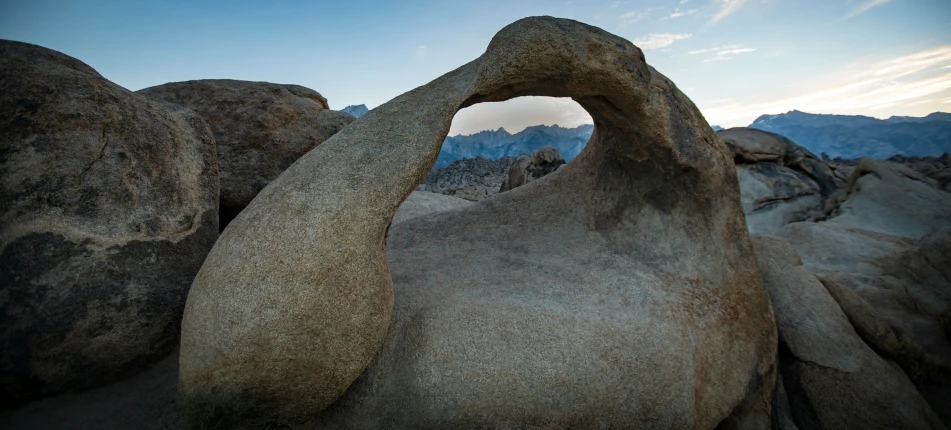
[1,16,949,430]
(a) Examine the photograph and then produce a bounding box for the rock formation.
[138,80,355,228]
[417,156,515,201]
[773,158,951,424]
[179,17,778,427]
[717,127,846,234]
[892,153,951,191]
[751,235,944,429]
[499,145,566,192]
[0,41,219,404]
[822,158,951,240]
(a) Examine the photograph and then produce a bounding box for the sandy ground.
[0,351,181,429]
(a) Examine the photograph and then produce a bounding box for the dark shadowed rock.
[0,351,180,429]
[137,79,355,228]
[775,221,951,425]
[0,41,219,405]
[418,156,514,199]
[499,154,531,192]
[751,235,943,430]
[718,128,845,234]
[736,163,823,234]
[178,17,779,427]
[499,145,566,192]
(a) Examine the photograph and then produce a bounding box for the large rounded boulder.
[718,127,845,234]
[0,41,219,404]
[179,17,778,427]
[751,235,943,429]
[138,79,355,227]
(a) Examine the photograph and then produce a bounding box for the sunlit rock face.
[179,16,777,427]
[0,40,219,405]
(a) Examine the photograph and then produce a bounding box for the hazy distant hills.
[339,104,368,117]
[750,110,951,159]
[435,124,594,168]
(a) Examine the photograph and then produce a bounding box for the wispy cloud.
[689,45,755,56]
[717,48,756,55]
[701,46,951,125]
[663,8,698,19]
[619,8,656,26]
[848,0,890,18]
[689,45,735,55]
[632,33,692,49]
[414,45,427,60]
[711,0,749,23]
[610,1,621,9]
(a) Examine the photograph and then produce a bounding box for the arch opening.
[412,96,593,202]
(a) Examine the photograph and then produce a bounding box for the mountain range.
[339,104,368,117]
[434,124,594,168]
[341,102,950,162]
[750,110,951,159]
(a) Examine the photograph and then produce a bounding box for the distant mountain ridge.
[435,124,593,168]
[749,110,951,159]
[339,104,368,117]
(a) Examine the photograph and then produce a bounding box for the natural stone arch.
[179,17,777,427]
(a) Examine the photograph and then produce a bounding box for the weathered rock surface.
[178,17,779,427]
[499,145,566,192]
[718,128,845,234]
[719,127,789,163]
[833,153,951,193]
[417,156,514,201]
[138,79,355,227]
[751,235,943,430]
[776,224,951,360]
[736,163,823,234]
[0,41,219,404]
[775,216,951,424]
[823,158,951,239]
[391,191,472,225]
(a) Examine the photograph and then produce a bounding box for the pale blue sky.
[2,0,949,134]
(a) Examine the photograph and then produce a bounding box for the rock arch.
[179,17,777,427]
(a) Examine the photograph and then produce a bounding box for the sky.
[1,0,950,135]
